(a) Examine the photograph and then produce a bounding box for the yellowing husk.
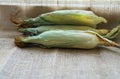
[15,30,118,49]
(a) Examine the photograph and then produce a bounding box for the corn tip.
[101,17,107,23]
[14,36,26,48]
[10,16,23,24]
[18,28,25,32]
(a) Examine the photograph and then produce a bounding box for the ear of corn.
[18,25,109,36]
[15,30,118,49]
[14,10,107,28]
[18,25,120,40]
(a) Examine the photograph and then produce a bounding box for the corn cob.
[11,10,107,28]
[14,30,119,49]
[19,25,109,36]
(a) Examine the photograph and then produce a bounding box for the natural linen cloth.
[0,3,120,79]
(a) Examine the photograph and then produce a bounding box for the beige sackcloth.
[0,1,120,79]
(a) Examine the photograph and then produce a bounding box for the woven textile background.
[0,0,120,79]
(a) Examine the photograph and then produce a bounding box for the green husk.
[18,25,109,36]
[15,30,118,49]
[104,25,120,39]
[14,10,107,28]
